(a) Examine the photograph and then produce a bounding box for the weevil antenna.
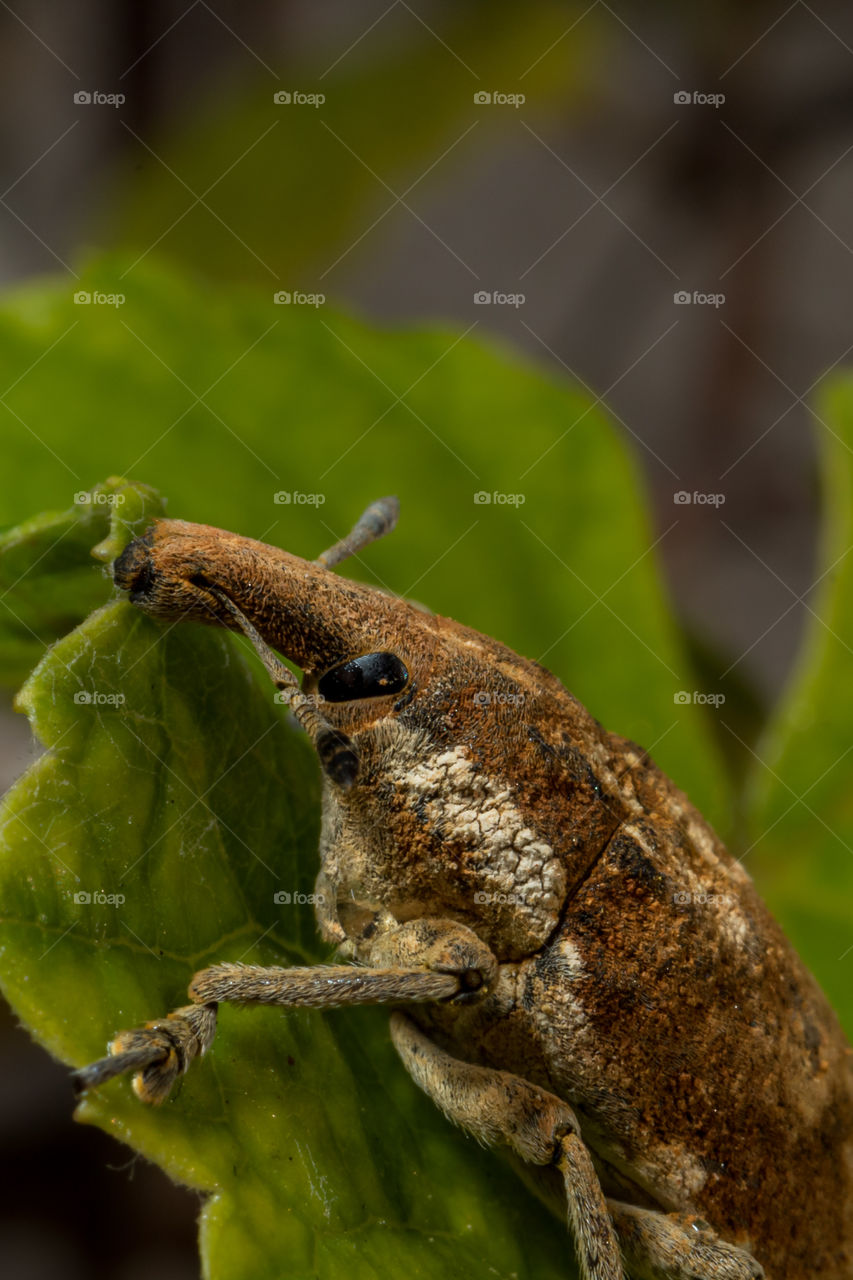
[203,586,359,790]
[314,496,399,570]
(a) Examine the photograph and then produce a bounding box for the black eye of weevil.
[317,652,409,703]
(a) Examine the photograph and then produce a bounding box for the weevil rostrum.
[75,498,853,1280]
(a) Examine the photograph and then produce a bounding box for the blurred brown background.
[2,1,852,1275]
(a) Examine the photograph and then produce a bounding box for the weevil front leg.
[73,962,461,1103]
[73,918,495,1104]
[390,1011,624,1280]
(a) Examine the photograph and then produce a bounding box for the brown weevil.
[75,498,853,1279]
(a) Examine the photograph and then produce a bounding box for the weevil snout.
[111,516,418,675]
[111,509,435,798]
[113,533,156,601]
[112,530,217,628]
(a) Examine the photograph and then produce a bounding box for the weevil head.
[115,517,619,964]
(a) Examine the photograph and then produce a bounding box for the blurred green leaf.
[110,3,599,283]
[746,379,853,1034]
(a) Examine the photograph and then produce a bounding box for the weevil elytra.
[75,498,853,1280]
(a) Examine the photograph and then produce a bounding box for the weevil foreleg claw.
[73,1002,217,1105]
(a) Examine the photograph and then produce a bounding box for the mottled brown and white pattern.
[75,510,853,1280]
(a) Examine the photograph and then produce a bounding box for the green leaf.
[0,478,165,687]
[746,379,853,1035]
[0,513,567,1280]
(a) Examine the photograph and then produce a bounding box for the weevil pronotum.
[75,497,853,1280]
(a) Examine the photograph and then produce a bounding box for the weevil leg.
[606,1201,764,1280]
[74,918,499,1103]
[390,1011,625,1280]
[73,961,462,1104]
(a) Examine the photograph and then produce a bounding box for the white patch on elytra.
[384,736,566,942]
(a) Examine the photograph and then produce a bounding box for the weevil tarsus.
[73,1002,217,1104]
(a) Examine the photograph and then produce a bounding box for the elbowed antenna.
[314,496,399,570]
[204,585,360,790]
[199,499,401,786]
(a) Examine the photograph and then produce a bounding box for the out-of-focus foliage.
[748,379,853,1028]
[112,3,600,283]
